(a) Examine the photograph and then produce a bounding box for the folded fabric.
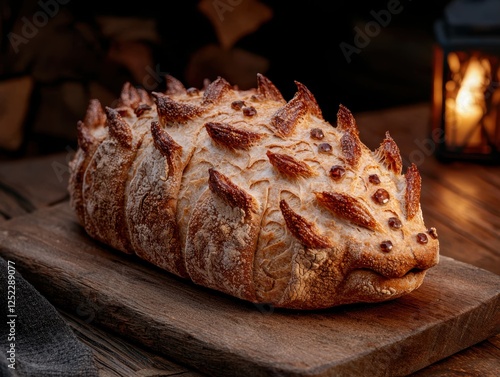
[0,256,98,377]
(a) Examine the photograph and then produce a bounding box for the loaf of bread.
[68,74,439,309]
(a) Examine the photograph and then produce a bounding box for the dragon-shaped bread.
[68,74,439,309]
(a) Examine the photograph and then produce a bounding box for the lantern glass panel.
[443,51,500,156]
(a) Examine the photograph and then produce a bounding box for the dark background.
[0,0,452,158]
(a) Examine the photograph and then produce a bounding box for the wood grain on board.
[0,202,498,377]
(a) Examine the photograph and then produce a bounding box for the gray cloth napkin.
[0,257,98,377]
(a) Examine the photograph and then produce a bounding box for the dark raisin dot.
[388,217,402,229]
[417,233,428,244]
[427,227,438,239]
[250,94,259,102]
[380,240,393,252]
[329,165,346,180]
[372,188,390,205]
[186,87,199,96]
[368,174,381,185]
[134,104,152,117]
[242,106,257,116]
[310,128,325,140]
[231,100,245,110]
[318,143,332,153]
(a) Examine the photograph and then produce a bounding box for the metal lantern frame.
[432,17,500,164]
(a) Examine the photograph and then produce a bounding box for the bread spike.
[270,91,306,137]
[76,121,95,153]
[205,122,264,151]
[295,81,323,119]
[270,81,323,138]
[256,73,285,103]
[83,99,106,129]
[104,107,133,148]
[405,163,422,220]
[119,84,153,117]
[340,130,361,167]
[266,150,315,179]
[201,76,232,106]
[375,131,403,174]
[165,74,187,95]
[280,199,332,249]
[152,92,203,125]
[315,191,378,230]
[117,82,141,109]
[151,121,182,168]
[337,104,359,134]
[208,168,256,214]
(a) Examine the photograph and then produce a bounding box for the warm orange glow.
[456,57,489,114]
[446,56,490,147]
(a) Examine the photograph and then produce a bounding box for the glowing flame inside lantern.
[456,58,488,114]
[451,57,490,146]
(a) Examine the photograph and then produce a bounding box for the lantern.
[432,0,500,163]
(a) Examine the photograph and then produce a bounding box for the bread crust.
[68,75,439,309]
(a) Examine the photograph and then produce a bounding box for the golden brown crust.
[201,76,232,106]
[165,74,187,96]
[256,73,285,103]
[151,121,183,161]
[266,150,315,179]
[270,90,307,137]
[117,82,142,109]
[83,99,107,129]
[126,132,188,277]
[315,191,378,230]
[105,107,133,148]
[337,104,359,134]
[76,121,95,153]
[280,199,332,249]
[405,163,422,220]
[184,188,260,302]
[340,129,361,167]
[68,74,439,310]
[205,122,264,151]
[208,169,257,215]
[153,92,203,125]
[375,131,403,174]
[295,81,323,119]
[69,99,107,226]
[81,136,136,253]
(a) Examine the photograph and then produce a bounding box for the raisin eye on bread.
[68,74,439,309]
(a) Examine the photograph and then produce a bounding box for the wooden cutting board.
[0,202,498,377]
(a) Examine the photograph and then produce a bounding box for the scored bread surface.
[68,74,439,309]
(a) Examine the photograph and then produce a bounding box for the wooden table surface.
[0,102,498,376]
